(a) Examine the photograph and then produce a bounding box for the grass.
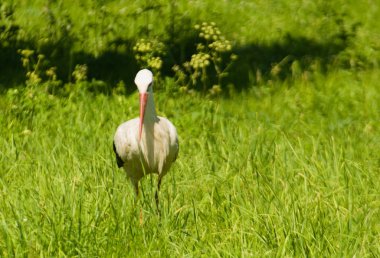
[1,0,380,256]
[0,69,379,256]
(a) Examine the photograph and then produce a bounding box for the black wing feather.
[113,141,124,168]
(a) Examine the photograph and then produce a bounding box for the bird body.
[113,69,179,199]
[113,116,178,190]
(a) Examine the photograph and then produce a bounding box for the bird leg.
[139,208,143,225]
[155,177,162,216]
[132,180,143,226]
[133,181,139,197]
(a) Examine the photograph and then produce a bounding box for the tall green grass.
[0,70,379,256]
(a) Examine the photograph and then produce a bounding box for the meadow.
[1,0,380,257]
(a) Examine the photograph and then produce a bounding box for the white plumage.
[113,69,179,208]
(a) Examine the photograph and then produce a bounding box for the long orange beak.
[139,93,148,141]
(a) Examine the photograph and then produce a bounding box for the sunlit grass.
[0,70,379,256]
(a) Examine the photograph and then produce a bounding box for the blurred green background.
[1,0,379,90]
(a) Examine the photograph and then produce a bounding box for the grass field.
[0,69,379,256]
[1,0,380,257]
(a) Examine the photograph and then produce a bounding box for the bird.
[113,69,179,214]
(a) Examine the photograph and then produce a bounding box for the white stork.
[113,69,179,211]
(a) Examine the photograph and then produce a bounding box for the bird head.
[135,69,153,141]
[135,69,153,93]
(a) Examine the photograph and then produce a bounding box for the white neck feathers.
[143,92,157,125]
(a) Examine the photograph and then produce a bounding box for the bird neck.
[143,92,157,125]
